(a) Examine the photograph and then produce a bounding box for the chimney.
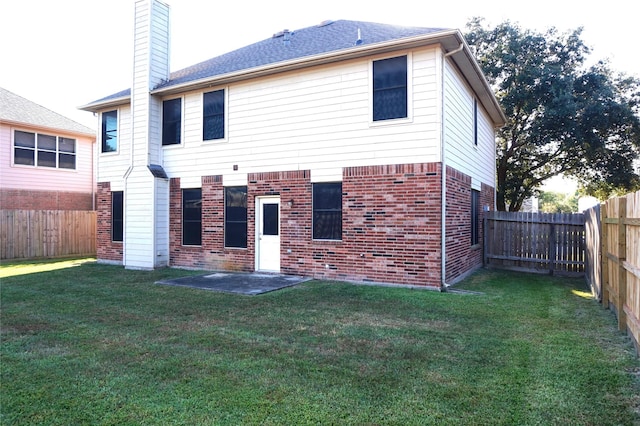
[123,0,171,270]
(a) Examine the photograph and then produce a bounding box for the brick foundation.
[1,188,94,210]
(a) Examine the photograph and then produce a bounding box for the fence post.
[549,222,556,276]
[617,197,628,331]
[601,204,609,308]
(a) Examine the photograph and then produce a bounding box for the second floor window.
[203,89,225,140]
[13,130,76,170]
[373,55,407,121]
[101,110,118,153]
[162,98,182,145]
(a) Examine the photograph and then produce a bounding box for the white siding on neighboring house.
[0,122,94,193]
[443,59,496,187]
[159,47,441,186]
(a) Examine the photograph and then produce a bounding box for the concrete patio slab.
[155,272,311,295]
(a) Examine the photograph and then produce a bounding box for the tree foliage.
[465,18,640,211]
[538,191,579,213]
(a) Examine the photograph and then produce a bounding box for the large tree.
[464,18,640,211]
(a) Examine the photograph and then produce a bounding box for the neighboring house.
[0,87,96,210]
[80,0,505,289]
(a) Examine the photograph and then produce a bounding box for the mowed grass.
[1,259,639,425]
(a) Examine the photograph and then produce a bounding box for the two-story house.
[80,0,505,289]
[1,87,95,210]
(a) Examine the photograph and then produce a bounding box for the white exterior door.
[256,196,280,272]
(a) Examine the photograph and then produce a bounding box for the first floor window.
[182,189,202,246]
[112,191,124,242]
[471,190,480,246]
[225,186,248,248]
[13,130,76,169]
[313,182,342,240]
[162,98,182,145]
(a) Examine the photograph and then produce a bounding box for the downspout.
[440,43,464,291]
[122,113,134,266]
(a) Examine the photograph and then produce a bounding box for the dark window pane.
[313,183,342,240]
[14,148,34,165]
[162,98,182,145]
[15,131,35,148]
[37,134,57,150]
[203,90,225,140]
[373,55,407,121]
[471,190,480,245]
[112,191,124,242]
[263,203,279,236]
[102,110,118,153]
[59,153,76,169]
[182,188,202,246]
[59,137,75,153]
[38,151,56,167]
[225,186,247,248]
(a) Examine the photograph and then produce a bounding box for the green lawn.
[1,259,639,425]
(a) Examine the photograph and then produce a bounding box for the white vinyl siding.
[161,47,441,181]
[443,59,496,187]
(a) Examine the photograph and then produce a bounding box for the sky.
[1,0,637,130]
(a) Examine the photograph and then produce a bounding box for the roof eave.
[0,118,96,138]
[78,95,131,113]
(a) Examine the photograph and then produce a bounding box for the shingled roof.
[85,20,449,106]
[1,87,94,136]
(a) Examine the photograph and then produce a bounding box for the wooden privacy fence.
[484,211,585,276]
[598,191,640,347]
[0,210,96,260]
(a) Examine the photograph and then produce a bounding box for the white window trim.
[161,95,185,149]
[100,109,120,156]
[369,52,413,127]
[201,87,229,144]
[11,127,78,172]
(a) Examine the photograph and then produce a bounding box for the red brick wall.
[444,166,495,284]
[164,164,446,287]
[306,163,443,287]
[96,182,123,262]
[1,189,94,210]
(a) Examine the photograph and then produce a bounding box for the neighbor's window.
[225,186,248,248]
[203,89,225,140]
[471,189,480,246]
[112,191,124,242]
[13,130,76,169]
[101,110,118,153]
[373,55,407,121]
[182,188,202,246]
[313,182,342,240]
[162,98,182,145]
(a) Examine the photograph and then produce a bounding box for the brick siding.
[1,189,94,210]
[97,162,493,288]
[96,182,123,262]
